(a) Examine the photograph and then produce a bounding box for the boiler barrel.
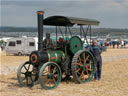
[48,50,65,64]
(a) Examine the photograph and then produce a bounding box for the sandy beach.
[0,48,128,96]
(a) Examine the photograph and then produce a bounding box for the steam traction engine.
[17,11,100,89]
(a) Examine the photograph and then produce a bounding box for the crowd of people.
[97,40,127,48]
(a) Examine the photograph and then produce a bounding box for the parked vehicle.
[5,37,38,55]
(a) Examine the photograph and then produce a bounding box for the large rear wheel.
[71,50,95,83]
[39,62,61,90]
[17,61,38,87]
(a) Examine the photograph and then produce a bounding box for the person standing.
[1,43,4,51]
[97,41,100,46]
[117,41,120,48]
[110,41,112,48]
[89,40,102,80]
[112,41,115,48]
[121,40,124,48]
[124,40,126,48]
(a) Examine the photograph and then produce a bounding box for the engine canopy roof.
[43,16,100,26]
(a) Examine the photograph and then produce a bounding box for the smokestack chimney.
[37,11,44,51]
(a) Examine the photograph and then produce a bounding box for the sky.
[0,0,128,28]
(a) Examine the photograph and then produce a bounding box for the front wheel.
[17,61,39,87]
[39,62,61,90]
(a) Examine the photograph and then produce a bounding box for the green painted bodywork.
[69,36,83,54]
[48,50,64,64]
[51,37,70,41]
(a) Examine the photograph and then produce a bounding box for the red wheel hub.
[85,65,88,69]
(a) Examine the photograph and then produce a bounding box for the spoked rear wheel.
[71,50,95,83]
[39,62,61,90]
[17,61,38,87]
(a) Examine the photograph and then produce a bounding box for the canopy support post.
[80,25,82,37]
[59,26,64,39]
[89,25,92,44]
[81,25,89,44]
[56,26,58,45]
[65,26,67,41]
[68,26,72,37]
